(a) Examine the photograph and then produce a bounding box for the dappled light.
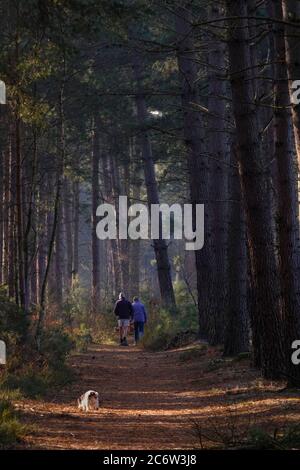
[1,0,300,456]
[14,344,300,450]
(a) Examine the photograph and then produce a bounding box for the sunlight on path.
[19,344,300,450]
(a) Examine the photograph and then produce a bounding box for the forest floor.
[15,341,300,449]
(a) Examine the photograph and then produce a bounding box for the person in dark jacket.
[114,293,133,346]
[132,297,147,345]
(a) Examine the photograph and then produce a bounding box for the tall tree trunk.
[225,0,284,379]
[8,129,15,299]
[102,151,122,296]
[36,186,46,305]
[207,4,228,344]
[91,114,101,312]
[12,2,25,309]
[270,0,300,385]
[36,86,65,338]
[2,147,9,286]
[63,177,73,292]
[132,53,176,311]
[282,0,300,166]
[15,116,25,309]
[224,144,249,355]
[129,155,142,300]
[112,153,129,296]
[72,180,80,283]
[36,174,61,338]
[23,129,38,309]
[54,207,63,307]
[175,5,210,335]
[30,238,37,305]
[0,151,3,286]
[109,151,125,292]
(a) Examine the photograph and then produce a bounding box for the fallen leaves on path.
[16,343,300,449]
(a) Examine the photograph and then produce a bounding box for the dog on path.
[77,390,100,412]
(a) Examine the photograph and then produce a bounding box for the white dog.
[77,390,100,412]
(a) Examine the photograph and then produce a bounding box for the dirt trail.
[17,343,300,449]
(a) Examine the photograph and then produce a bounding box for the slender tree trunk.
[36,187,46,305]
[226,0,284,379]
[54,207,63,307]
[121,156,130,297]
[175,5,210,334]
[15,116,25,308]
[109,151,125,292]
[129,159,142,300]
[113,153,129,296]
[12,2,25,309]
[36,86,65,338]
[36,175,62,338]
[132,53,176,311]
[45,197,55,303]
[91,114,101,312]
[0,151,3,286]
[2,147,9,286]
[23,129,38,310]
[30,238,37,305]
[103,152,122,296]
[8,129,15,298]
[63,177,73,292]
[72,180,79,283]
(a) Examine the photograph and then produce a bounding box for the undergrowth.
[140,305,198,351]
[0,391,28,448]
[191,411,300,450]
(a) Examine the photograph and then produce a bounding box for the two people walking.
[114,293,147,346]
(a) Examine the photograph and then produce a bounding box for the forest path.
[18,342,300,449]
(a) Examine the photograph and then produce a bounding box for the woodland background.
[1,0,300,449]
